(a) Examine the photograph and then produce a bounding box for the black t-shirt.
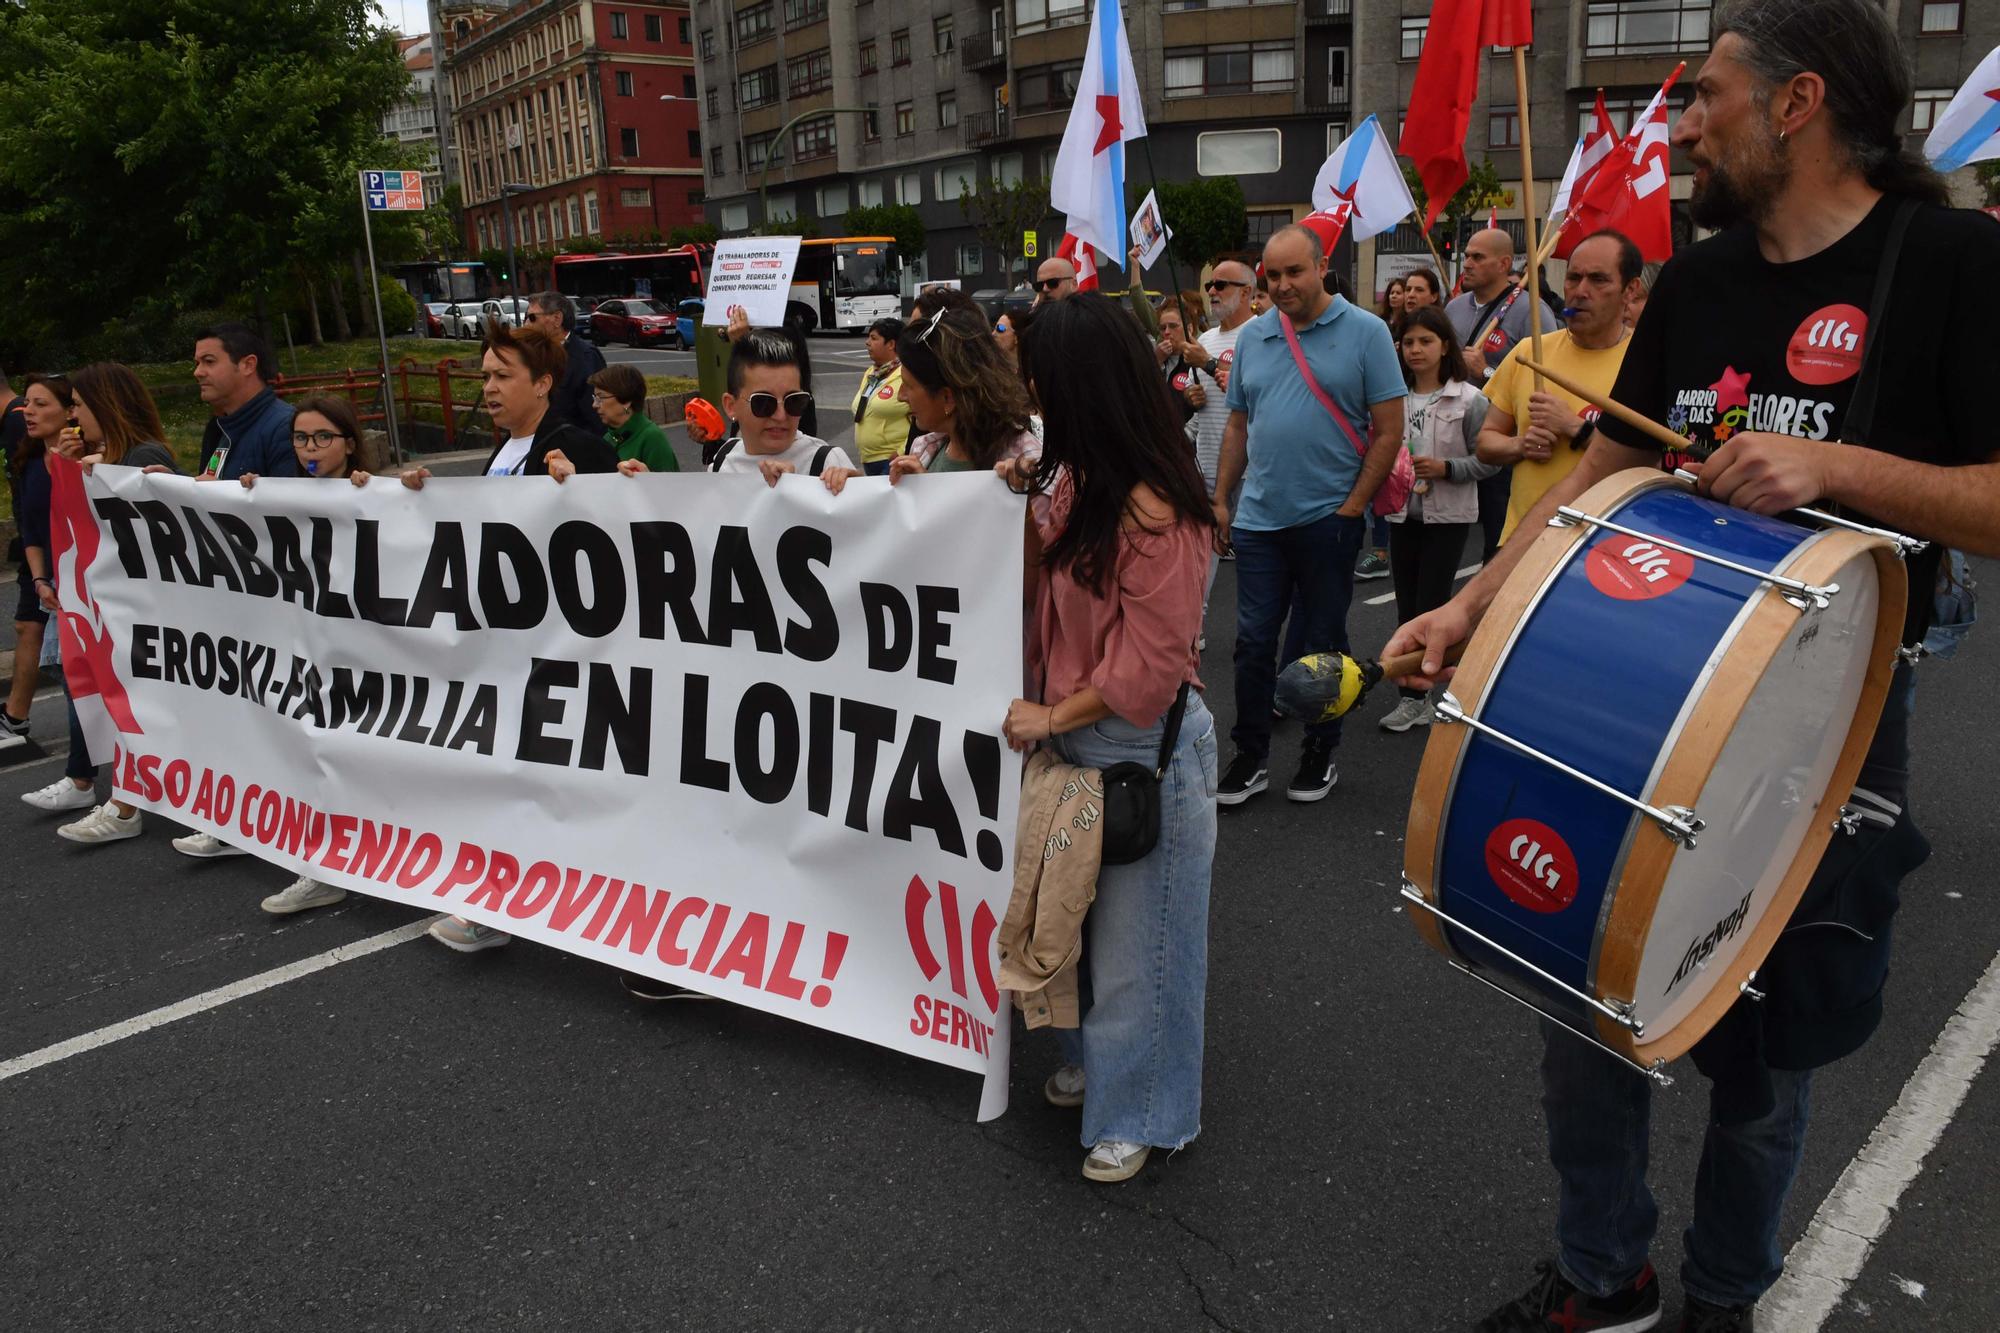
[1602,197,2000,648]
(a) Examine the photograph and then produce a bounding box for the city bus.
[551,247,705,308]
[389,259,488,304]
[788,237,900,332]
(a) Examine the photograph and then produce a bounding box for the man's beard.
[1689,122,1791,229]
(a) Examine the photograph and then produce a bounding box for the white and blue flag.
[1050,0,1147,268]
[1924,46,2000,174]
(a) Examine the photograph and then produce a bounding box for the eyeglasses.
[1204,279,1249,292]
[291,431,350,450]
[589,390,617,402]
[746,391,813,419]
[1036,277,1070,292]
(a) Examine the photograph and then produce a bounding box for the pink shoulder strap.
[1279,312,1369,462]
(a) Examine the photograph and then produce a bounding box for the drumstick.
[1515,354,1688,453]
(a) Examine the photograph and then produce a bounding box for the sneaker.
[261,876,347,915]
[22,778,97,812]
[1475,1260,1661,1332]
[428,915,512,953]
[618,971,714,1001]
[172,831,247,859]
[1355,549,1390,580]
[0,708,28,737]
[1044,1063,1086,1108]
[1287,742,1338,802]
[57,803,143,844]
[1677,1295,1752,1333]
[1379,697,1435,733]
[1082,1139,1151,1183]
[1216,753,1268,806]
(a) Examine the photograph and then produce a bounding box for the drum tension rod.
[1433,694,1706,850]
[1549,507,1839,611]
[1669,470,1930,557]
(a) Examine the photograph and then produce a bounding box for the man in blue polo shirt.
[1212,225,1405,804]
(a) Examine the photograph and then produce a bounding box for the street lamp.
[759,107,875,228]
[500,182,533,307]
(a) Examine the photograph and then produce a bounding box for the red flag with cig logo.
[1555,64,1685,262]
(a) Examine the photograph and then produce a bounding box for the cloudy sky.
[373,0,430,36]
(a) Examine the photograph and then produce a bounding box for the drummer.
[1388,4,2000,1330]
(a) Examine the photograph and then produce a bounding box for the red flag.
[1054,232,1101,290]
[1555,67,1683,263]
[1488,204,1499,229]
[1398,0,1485,233]
[1480,0,1533,48]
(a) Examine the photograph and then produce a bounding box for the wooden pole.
[1421,229,1449,286]
[1511,46,1547,391]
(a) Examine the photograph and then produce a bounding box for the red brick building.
[444,0,703,260]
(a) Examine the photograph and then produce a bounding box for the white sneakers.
[1083,1139,1152,1183]
[172,831,247,859]
[21,778,97,812]
[1379,697,1436,733]
[57,803,143,844]
[1044,1063,1087,1108]
[261,876,346,915]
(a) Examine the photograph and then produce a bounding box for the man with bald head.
[1211,225,1404,805]
[1447,227,1552,559]
[1033,256,1077,305]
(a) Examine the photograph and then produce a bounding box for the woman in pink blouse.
[999,292,1220,1183]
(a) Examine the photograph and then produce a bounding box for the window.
[1921,2,1962,32]
[863,105,881,141]
[1400,17,1426,60]
[784,0,827,28]
[935,15,955,54]
[767,191,797,222]
[1912,88,1957,132]
[739,65,778,108]
[620,127,640,157]
[736,3,774,44]
[858,178,885,207]
[895,100,914,135]
[934,158,977,200]
[1584,93,1688,136]
[1584,1,1711,58]
[706,88,719,116]
[687,129,701,156]
[1243,208,1292,248]
[610,12,628,39]
[1488,104,1521,148]
[679,17,691,43]
[1197,128,1281,175]
[860,41,878,74]
[1325,121,1349,154]
[645,14,663,42]
[721,202,750,230]
[937,92,958,128]
[746,131,776,169]
[1164,43,1294,98]
[789,49,832,97]
[617,187,647,209]
[897,171,922,206]
[684,75,697,96]
[1015,62,1083,113]
[956,242,983,273]
[1015,0,1088,34]
[710,145,723,174]
[568,197,581,234]
[891,29,911,66]
[819,182,849,214]
[793,114,836,160]
[1326,47,1349,105]
[700,30,716,59]
[616,70,634,96]
[990,152,1023,186]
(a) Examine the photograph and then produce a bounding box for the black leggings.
[1477,469,1511,562]
[1389,521,1474,698]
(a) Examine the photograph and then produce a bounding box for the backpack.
[707,439,837,475]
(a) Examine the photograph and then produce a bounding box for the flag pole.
[1511,46,1547,390]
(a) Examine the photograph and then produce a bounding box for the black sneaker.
[1286,741,1338,802]
[0,709,27,738]
[618,971,715,1002]
[1678,1294,1752,1332]
[1476,1260,1661,1332]
[1216,753,1268,806]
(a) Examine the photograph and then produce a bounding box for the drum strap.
[1837,197,1920,451]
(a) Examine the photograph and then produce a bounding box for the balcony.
[1305,0,1353,23]
[963,109,1009,146]
[961,31,1005,71]
[1305,83,1350,113]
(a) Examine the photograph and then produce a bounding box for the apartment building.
[386,34,447,203]
[441,0,706,259]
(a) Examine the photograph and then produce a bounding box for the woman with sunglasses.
[999,292,1218,1184]
[6,374,70,739]
[26,364,178,843]
[846,307,1033,488]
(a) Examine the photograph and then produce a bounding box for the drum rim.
[1605,527,1905,1061]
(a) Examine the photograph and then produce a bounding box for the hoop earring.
[1777,127,1789,145]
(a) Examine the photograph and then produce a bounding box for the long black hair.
[1016,292,1215,596]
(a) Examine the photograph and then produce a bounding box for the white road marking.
[0,915,442,1085]
[1363,563,1483,606]
[1758,946,2000,1328]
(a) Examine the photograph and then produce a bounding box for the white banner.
[702,236,803,328]
[52,462,1022,1112]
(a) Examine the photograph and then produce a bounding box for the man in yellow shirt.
[1479,230,1647,542]
[851,317,912,474]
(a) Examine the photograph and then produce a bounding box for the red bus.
[550,247,705,308]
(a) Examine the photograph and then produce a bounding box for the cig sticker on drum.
[1585,537,1695,600]
[1484,819,1580,915]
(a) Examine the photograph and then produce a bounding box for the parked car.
[568,296,594,341]
[676,298,704,347]
[439,297,527,339]
[421,302,452,337]
[591,297,683,347]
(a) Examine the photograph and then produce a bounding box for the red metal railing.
[269,360,493,448]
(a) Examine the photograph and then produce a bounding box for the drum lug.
[1780,585,1836,613]
[1661,806,1705,850]
[1833,805,1863,836]
[1739,977,1767,1002]
[1896,644,1927,666]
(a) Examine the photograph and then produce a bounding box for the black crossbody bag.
[1096,680,1191,867]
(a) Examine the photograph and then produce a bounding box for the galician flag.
[1924,45,2000,173]
[1050,0,1146,268]
[1309,115,1416,245]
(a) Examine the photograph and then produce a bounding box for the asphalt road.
[2,497,1994,1329]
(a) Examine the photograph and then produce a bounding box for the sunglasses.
[746,391,813,419]
[1036,277,1070,292]
[1204,279,1248,292]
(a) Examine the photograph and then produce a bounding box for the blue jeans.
[1541,1022,1813,1307]
[1052,692,1219,1151]
[1230,511,1366,759]
[863,459,893,477]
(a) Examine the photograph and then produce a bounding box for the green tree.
[844,203,926,267]
[668,222,721,247]
[1153,176,1247,273]
[1400,156,1508,238]
[1978,162,2000,208]
[958,177,1050,285]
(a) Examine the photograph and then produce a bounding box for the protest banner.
[50,461,1023,1115]
[702,236,804,329]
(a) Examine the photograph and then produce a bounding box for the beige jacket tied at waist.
[999,749,1106,1029]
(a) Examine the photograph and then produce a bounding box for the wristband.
[1571,419,1596,451]
[34,577,54,587]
